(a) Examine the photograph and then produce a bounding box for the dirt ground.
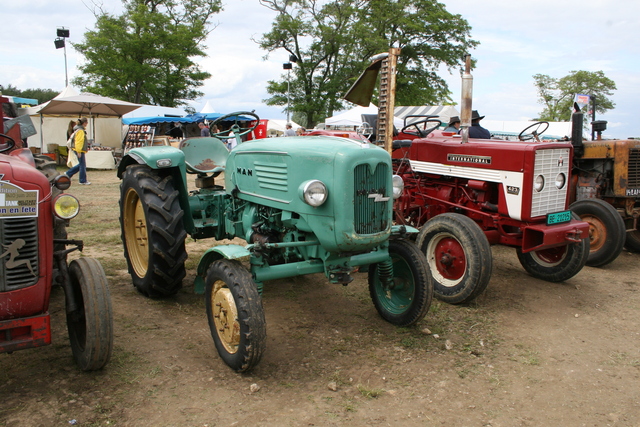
[2,168,640,427]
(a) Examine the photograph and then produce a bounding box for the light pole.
[282,54,298,123]
[54,27,70,87]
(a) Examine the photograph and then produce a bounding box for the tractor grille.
[530,148,570,218]
[255,162,288,192]
[0,218,39,292]
[354,163,390,234]
[629,148,640,189]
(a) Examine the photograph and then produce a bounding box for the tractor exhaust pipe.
[571,102,584,158]
[460,54,473,143]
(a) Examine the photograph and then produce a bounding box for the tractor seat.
[179,137,229,174]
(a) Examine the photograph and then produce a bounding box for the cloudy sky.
[2,0,638,138]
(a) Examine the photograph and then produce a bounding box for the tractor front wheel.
[120,165,187,298]
[368,239,433,326]
[66,258,114,371]
[416,213,492,304]
[205,259,266,372]
[516,214,589,282]
[570,198,625,267]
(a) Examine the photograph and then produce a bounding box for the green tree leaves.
[533,71,616,121]
[73,0,221,107]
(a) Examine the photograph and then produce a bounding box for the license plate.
[547,210,572,225]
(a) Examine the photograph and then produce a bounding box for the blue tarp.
[122,113,253,125]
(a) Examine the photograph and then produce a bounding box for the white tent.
[265,119,302,136]
[394,105,460,128]
[325,103,404,129]
[200,100,216,114]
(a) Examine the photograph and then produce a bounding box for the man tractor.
[0,95,113,370]
[117,111,433,372]
[344,51,590,305]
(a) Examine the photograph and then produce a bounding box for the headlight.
[392,175,404,199]
[301,180,328,207]
[534,175,545,192]
[53,194,80,219]
[555,173,566,189]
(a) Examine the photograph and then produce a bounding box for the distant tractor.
[117,111,433,372]
[565,110,638,267]
[0,96,113,370]
[345,52,590,304]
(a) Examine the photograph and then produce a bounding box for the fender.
[117,146,187,178]
[193,245,251,294]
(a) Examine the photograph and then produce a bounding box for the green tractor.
[117,112,433,372]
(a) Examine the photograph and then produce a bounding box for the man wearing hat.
[443,116,460,133]
[468,110,491,139]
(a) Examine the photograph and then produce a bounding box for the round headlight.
[302,180,328,207]
[53,194,80,219]
[392,175,404,199]
[555,172,566,189]
[534,175,545,192]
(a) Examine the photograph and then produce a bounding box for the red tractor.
[0,96,113,370]
[346,51,590,304]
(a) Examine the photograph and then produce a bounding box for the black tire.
[570,198,625,267]
[416,213,492,304]
[625,229,640,252]
[66,257,114,371]
[368,239,433,326]
[205,259,266,372]
[35,155,67,250]
[119,164,187,298]
[516,214,589,282]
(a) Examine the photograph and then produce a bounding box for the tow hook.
[565,229,582,243]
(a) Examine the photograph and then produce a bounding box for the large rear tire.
[516,213,589,282]
[625,229,640,252]
[205,259,266,372]
[120,164,187,298]
[368,239,433,326]
[570,198,625,267]
[416,213,492,304]
[66,258,114,371]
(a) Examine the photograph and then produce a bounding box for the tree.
[259,0,477,128]
[73,0,221,107]
[533,71,616,122]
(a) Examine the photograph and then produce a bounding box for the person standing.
[284,123,296,137]
[443,116,460,133]
[468,110,491,139]
[199,122,210,137]
[65,118,91,185]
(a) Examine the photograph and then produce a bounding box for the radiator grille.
[354,163,390,234]
[629,148,640,189]
[530,148,570,217]
[255,162,288,192]
[0,218,39,291]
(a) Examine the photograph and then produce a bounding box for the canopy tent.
[123,104,186,119]
[36,93,140,117]
[325,103,404,129]
[266,119,302,136]
[123,116,194,125]
[200,100,216,113]
[394,105,460,128]
[482,120,573,140]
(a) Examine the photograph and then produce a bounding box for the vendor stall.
[86,149,116,170]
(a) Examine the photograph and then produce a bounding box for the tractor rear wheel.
[570,198,625,267]
[66,257,114,371]
[416,213,492,304]
[625,229,640,252]
[205,259,266,372]
[120,164,187,298]
[516,213,589,282]
[368,239,433,326]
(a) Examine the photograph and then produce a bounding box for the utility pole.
[54,27,70,87]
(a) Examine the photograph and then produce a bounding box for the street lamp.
[282,54,298,123]
[54,27,70,87]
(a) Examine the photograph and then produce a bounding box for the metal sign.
[0,181,38,218]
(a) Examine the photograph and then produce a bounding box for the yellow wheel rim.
[211,280,240,354]
[123,188,149,277]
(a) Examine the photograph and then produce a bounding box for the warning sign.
[0,181,38,218]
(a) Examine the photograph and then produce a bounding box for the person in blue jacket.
[468,110,491,139]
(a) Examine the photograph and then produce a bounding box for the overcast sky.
[2,0,638,138]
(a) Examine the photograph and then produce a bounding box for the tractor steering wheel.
[0,133,16,153]
[209,111,260,139]
[401,116,442,138]
[518,121,549,142]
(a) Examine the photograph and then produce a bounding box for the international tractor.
[564,108,639,267]
[0,96,113,370]
[344,51,590,305]
[117,111,433,372]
